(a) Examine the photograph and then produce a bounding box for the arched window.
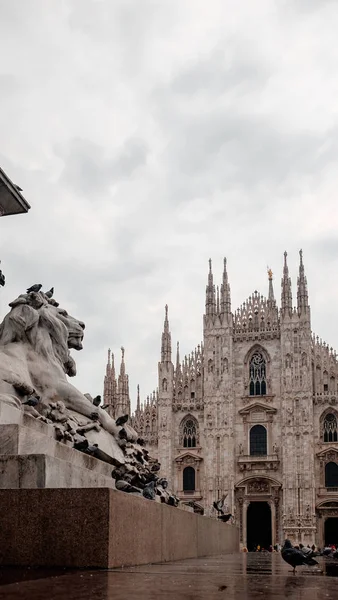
[325,462,338,488]
[183,419,197,448]
[250,425,267,456]
[183,466,195,491]
[249,350,267,396]
[323,414,338,443]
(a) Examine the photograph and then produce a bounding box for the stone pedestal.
[0,488,239,568]
[0,404,115,489]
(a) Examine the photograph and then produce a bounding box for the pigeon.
[118,428,128,440]
[92,395,101,407]
[22,395,40,407]
[101,404,109,410]
[213,494,227,514]
[282,539,319,574]
[116,414,129,427]
[300,545,315,558]
[26,284,42,294]
[45,287,54,298]
[142,480,157,500]
[73,438,89,452]
[217,514,232,523]
[85,443,98,456]
[115,480,141,494]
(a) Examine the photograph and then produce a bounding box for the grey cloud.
[171,43,270,96]
[56,137,148,196]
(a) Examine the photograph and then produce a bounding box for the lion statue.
[0,289,130,460]
[0,288,178,504]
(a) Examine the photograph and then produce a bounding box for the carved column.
[238,497,244,544]
[270,500,276,546]
[243,499,249,548]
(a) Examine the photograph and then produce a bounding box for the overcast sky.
[1,0,338,410]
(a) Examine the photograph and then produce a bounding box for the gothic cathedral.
[103,252,338,549]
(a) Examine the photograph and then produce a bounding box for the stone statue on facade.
[0,287,178,505]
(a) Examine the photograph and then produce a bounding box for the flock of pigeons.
[213,494,338,574]
[282,540,338,573]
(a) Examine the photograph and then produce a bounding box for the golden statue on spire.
[267,266,273,280]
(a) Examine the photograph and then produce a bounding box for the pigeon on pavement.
[282,539,319,574]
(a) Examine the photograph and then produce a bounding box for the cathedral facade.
[103,252,338,549]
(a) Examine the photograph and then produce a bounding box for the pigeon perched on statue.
[26,284,42,293]
[142,480,157,500]
[115,480,142,494]
[282,539,319,573]
[45,287,54,298]
[85,443,99,456]
[22,395,40,407]
[116,414,129,426]
[73,438,89,452]
[92,395,101,407]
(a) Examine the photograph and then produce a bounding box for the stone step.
[0,453,115,489]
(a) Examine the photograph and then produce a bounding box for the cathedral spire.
[205,258,216,316]
[117,346,130,417]
[297,249,309,315]
[161,304,172,363]
[106,348,111,375]
[103,348,117,418]
[281,251,292,317]
[267,267,275,303]
[175,341,182,382]
[120,346,125,376]
[136,384,140,411]
[220,257,231,316]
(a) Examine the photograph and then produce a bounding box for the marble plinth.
[0,405,115,489]
[0,488,239,568]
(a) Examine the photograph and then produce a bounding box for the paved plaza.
[1,553,337,600]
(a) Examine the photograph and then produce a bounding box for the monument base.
[0,404,115,489]
[0,488,239,568]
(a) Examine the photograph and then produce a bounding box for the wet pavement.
[0,553,337,599]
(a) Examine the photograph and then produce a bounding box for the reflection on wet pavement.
[0,553,337,599]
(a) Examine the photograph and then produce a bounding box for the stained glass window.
[183,419,197,448]
[323,414,338,443]
[249,351,267,396]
